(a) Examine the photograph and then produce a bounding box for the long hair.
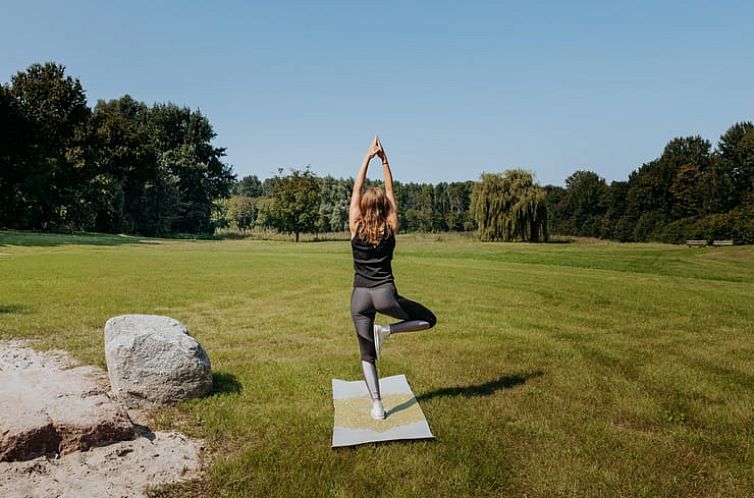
[358,187,391,246]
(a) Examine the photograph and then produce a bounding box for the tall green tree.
[0,85,33,227]
[445,181,475,231]
[268,167,320,242]
[227,195,259,229]
[147,103,235,234]
[6,62,91,229]
[669,164,705,218]
[620,136,713,241]
[471,169,548,242]
[561,170,609,237]
[717,122,754,205]
[91,98,234,235]
[90,95,153,233]
[601,181,630,241]
[543,185,566,235]
[233,175,263,197]
[317,175,350,233]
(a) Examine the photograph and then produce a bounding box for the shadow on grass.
[210,371,243,396]
[0,304,33,314]
[417,370,543,402]
[0,229,156,247]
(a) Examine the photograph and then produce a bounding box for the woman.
[349,135,437,420]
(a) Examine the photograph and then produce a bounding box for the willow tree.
[471,169,548,242]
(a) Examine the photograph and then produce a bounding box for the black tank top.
[351,224,395,288]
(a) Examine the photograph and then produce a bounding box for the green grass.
[1,229,753,497]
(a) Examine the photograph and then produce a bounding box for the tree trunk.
[295,231,299,242]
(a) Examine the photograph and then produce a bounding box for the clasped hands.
[366,135,388,164]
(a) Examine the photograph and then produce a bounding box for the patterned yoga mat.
[331,374,434,447]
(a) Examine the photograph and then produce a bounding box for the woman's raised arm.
[350,136,381,235]
[376,136,399,232]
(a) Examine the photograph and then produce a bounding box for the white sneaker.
[371,399,386,420]
[373,324,391,360]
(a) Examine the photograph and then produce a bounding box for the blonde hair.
[358,187,391,246]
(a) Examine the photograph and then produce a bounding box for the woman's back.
[351,224,395,288]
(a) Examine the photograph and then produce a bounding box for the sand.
[0,340,205,498]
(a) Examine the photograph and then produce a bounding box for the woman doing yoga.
[350,136,437,420]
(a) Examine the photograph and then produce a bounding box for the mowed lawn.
[1,230,753,498]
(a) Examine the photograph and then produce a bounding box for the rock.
[0,429,204,498]
[104,315,212,407]
[0,367,135,462]
[0,378,58,462]
[42,367,136,455]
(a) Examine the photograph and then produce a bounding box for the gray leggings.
[351,282,437,363]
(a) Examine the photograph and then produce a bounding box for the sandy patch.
[0,340,205,498]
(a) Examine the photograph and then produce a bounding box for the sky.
[1,0,753,186]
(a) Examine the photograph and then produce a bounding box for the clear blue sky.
[2,0,753,186]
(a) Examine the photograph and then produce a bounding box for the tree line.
[223,124,753,244]
[2,62,752,243]
[545,129,754,244]
[217,172,478,239]
[0,62,234,235]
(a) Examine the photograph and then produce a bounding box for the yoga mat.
[331,374,434,447]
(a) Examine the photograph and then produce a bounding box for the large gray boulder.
[104,315,212,407]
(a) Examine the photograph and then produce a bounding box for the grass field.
[1,230,753,498]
